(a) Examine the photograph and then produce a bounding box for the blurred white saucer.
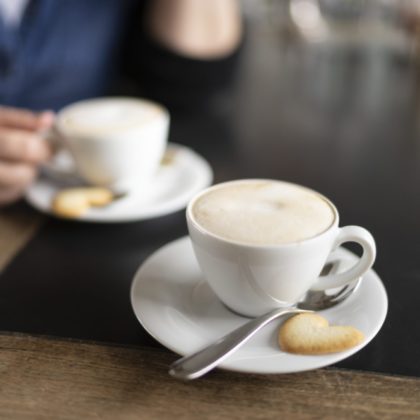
[25,143,213,223]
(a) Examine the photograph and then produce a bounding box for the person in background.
[0,0,242,205]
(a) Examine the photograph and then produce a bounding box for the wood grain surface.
[0,204,44,271]
[0,333,419,420]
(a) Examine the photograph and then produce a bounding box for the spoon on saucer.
[40,165,128,201]
[169,259,362,380]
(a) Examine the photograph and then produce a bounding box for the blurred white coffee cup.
[50,97,169,192]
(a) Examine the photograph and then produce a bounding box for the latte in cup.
[58,98,164,138]
[187,179,376,317]
[55,97,169,191]
[192,180,336,246]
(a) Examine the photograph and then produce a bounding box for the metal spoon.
[169,259,361,380]
[40,166,128,201]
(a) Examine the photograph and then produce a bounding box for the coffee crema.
[59,98,162,137]
[191,180,335,246]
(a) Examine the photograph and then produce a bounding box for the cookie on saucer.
[52,187,114,218]
[279,313,364,355]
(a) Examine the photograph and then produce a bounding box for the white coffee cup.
[52,97,169,192]
[187,179,376,317]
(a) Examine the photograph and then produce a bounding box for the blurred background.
[214,0,420,193]
[236,0,420,131]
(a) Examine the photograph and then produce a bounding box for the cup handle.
[310,225,376,291]
[42,125,65,154]
[40,126,82,185]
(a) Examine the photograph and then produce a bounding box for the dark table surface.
[2,24,420,377]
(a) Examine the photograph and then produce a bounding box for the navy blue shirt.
[0,0,137,110]
[0,0,239,112]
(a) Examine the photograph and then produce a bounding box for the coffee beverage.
[187,179,376,317]
[55,97,169,191]
[192,180,335,246]
[58,98,163,138]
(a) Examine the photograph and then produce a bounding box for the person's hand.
[0,106,54,206]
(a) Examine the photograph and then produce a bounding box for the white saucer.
[25,143,213,223]
[131,236,388,375]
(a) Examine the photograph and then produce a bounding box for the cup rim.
[56,96,169,139]
[187,178,339,250]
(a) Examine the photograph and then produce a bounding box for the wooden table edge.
[0,330,419,419]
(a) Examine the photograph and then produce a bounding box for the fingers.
[0,129,52,163]
[0,160,37,189]
[0,184,29,206]
[37,111,55,128]
[0,107,54,131]
[0,106,55,206]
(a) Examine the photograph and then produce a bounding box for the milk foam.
[60,99,162,136]
[192,181,335,245]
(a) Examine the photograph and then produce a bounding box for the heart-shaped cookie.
[279,313,364,355]
[52,187,114,218]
